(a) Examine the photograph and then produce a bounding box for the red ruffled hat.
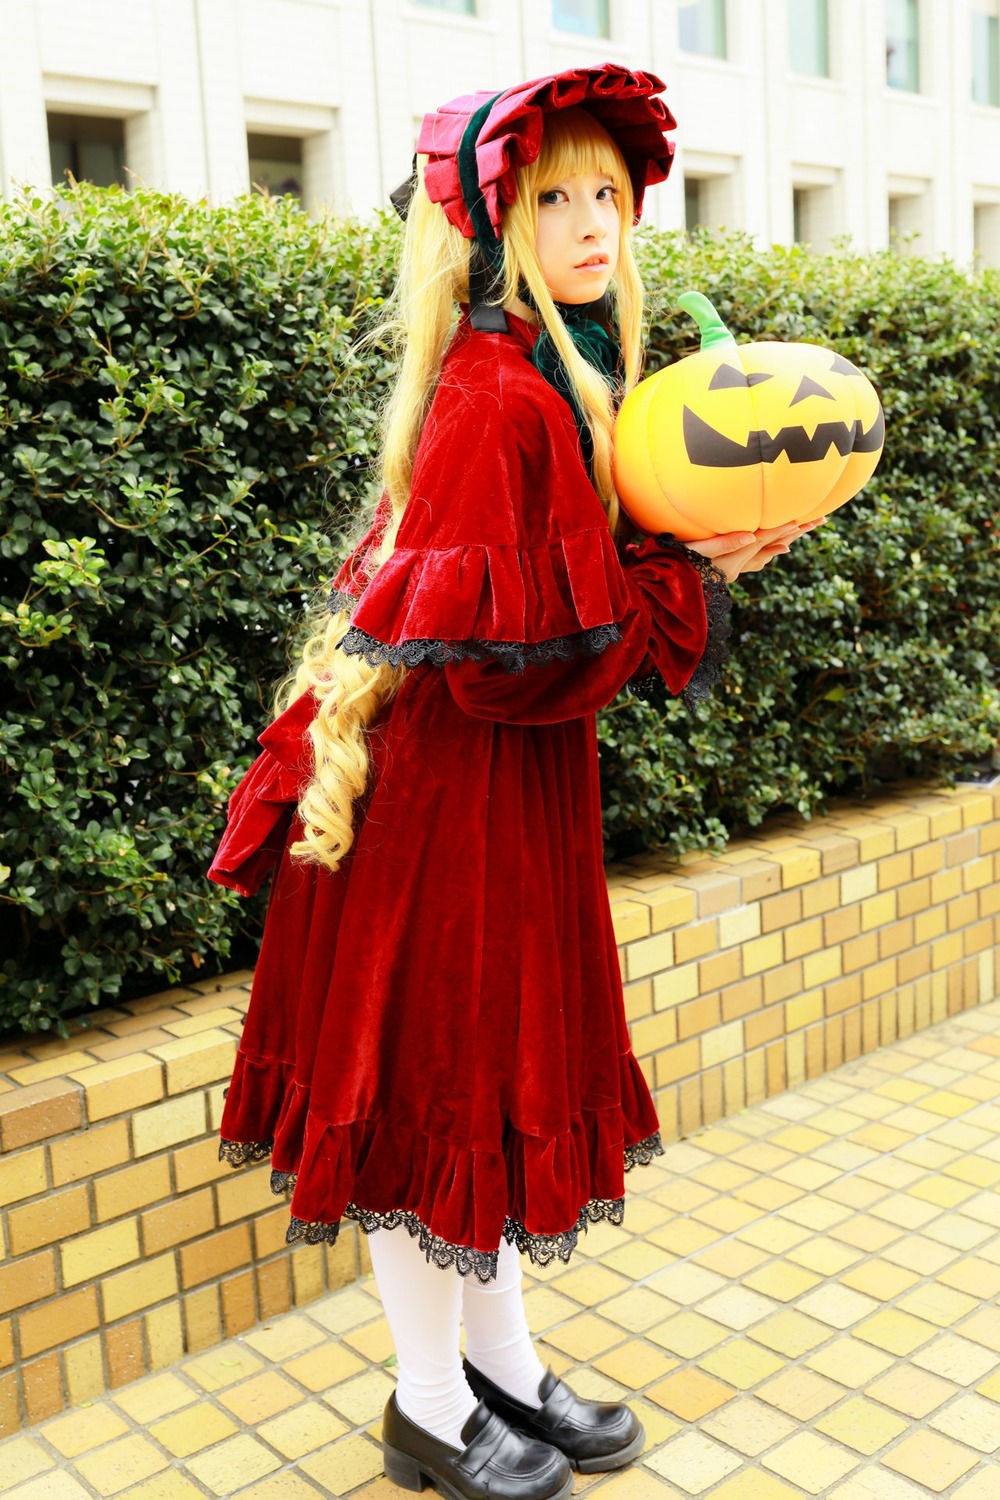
[414,64,676,246]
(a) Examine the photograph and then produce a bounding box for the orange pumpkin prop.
[614,292,885,541]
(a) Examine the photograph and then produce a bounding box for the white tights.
[367,1228,548,1449]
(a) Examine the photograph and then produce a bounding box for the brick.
[701,1021,743,1068]
[912,843,944,877]
[947,893,978,931]
[68,1055,164,1124]
[745,1010,784,1049]
[62,1219,140,1288]
[257,1259,292,1320]
[631,1010,681,1056]
[22,1351,63,1425]
[717,904,761,947]
[50,1120,130,1186]
[183,1286,222,1354]
[964,919,994,956]
[862,959,897,1001]
[8,1184,90,1255]
[738,860,782,902]
[625,930,674,981]
[0,1145,46,1206]
[180,1223,253,1290]
[861,892,896,931]
[824,905,861,945]
[841,865,878,904]
[132,1093,207,1157]
[766,1041,786,1095]
[142,1188,216,1254]
[879,918,915,960]
[0,1370,18,1439]
[95,1157,172,1222]
[915,907,947,943]
[784,918,824,960]
[931,869,963,904]
[174,1137,232,1192]
[898,877,932,917]
[773,847,822,887]
[678,1075,702,1135]
[148,1031,236,1095]
[699,950,741,990]
[802,875,842,918]
[958,790,994,827]
[674,921,718,963]
[843,932,879,972]
[0,1321,12,1369]
[254,1207,292,1260]
[145,1302,184,1371]
[18,1287,99,1358]
[677,995,720,1040]
[803,947,842,988]
[0,1078,82,1151]
[684,870,742,916]
[645,886,697,931]
[653,962,699,1009]
[825,975,862,1016]
[654,1040,700,1086]
[878,852,912,890]
[763,962,803,1005]
[221,1271,258,1339]
[813,832,861,874]
[945,830,978,866]
[761,890,803,933]
[931,933,963,971]
[786,992,824,1031]
[744,934,784,975]
[720,977,762,1022]
[623,980,652,1022]
[217,1169,279,1226]
[610,901,649,944]
[0,1252,57,1315]
[64,1335,105,1405]
[106,1318,146,1389]
[959,858,995,888]
[103,1254,179,1322]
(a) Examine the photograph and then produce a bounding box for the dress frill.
[212,701,665,1285]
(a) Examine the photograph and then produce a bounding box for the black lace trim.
[630,536,731,708]
[624,1130,665,1170]
[338,622,622,676]
[328,587,362,617]
[218,1128,664,1282]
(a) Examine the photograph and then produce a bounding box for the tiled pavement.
[4,1003,1000,1499]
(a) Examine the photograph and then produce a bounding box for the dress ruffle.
[338,529,632,673]
[218,1045,664,1284]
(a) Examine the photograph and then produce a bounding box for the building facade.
[0,0,998,264]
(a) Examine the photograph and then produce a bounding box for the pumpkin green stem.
[678,292,738,350]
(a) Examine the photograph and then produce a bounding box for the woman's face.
[534,170,621,306]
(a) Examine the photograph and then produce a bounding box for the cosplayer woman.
[209,66,817,1499]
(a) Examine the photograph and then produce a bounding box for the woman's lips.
[574,257,609,270]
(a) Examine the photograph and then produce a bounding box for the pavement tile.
[743,1259,823,1300]
[840,1259,920,1300]
[75,1435,170,1495]
[111,1373,198,1424]
[865,1366,959,1417]
[928,1392,1000,1453]
[951,1472,1000,1500]
[815,1395,909,1454]
[757,1367,843,1419]
[912,1333,999,1385]
[805,1338,895,1388]
[0,1438,55,1488]
[828,1469,930,1499]
[647,1311,729,1358]
[255,1400,349,1458]
[646,1368,735,1421]
[706,1472,805,1500]
[749,1309,832,1357]
[185,1433,281,1495]
[693,1240,770,1278]
[148,1405,238,1458]
[762,1430,859,1494]
[697,1338,785,1390]
[701,1396,797,1455]
[854,1309,938,1355]
[881,1430,979,1491]
[695,1286,777,1330]
[796,1285,880,1329]
[40,1404,129,1458]
[644,1430,742,1492]
[592,1339,679,1389]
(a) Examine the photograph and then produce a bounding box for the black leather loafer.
[380,1390,574,1498]
[462,1359,645,1473]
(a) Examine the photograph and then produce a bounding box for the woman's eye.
[598,185,619,201]
[539,190,564,205]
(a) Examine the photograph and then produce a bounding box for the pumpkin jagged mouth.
[683,406,885,468]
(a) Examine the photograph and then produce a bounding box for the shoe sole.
[574,1421,646,1473]
[382,1438,574,1499]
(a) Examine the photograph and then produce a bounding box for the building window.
[411,0,475,12]
[972,1,1000,105]
[888,190,927,249]
[974,202,1000,264]
[248,134,303,198]
[552,0,609,34]
[679,0,727,59]
[793,181,837,250]
[49,114,126,188]
[789,0,830,77]
[886,0,919,91]
[685,177,706,230]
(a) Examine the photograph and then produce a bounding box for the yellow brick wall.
[0,976,369,1437]
[611,783,1000,1143]
[0,780,997,1434]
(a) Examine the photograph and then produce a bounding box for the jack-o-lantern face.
[614,295,885,540]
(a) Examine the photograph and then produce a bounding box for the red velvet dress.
[209,310,724,1282]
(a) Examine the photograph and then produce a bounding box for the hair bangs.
[526,107,629,200]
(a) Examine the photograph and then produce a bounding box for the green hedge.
[1,183,998,1036]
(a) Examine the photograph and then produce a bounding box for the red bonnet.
[417,63,676,242]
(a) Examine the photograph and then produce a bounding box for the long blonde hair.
[286,105,645,872]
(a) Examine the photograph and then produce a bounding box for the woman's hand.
[683,519,826,582]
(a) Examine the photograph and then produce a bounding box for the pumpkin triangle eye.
[708,363,745,390]
[830,352,860,375]
[791,374,834,405]
[746,372,774,386]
